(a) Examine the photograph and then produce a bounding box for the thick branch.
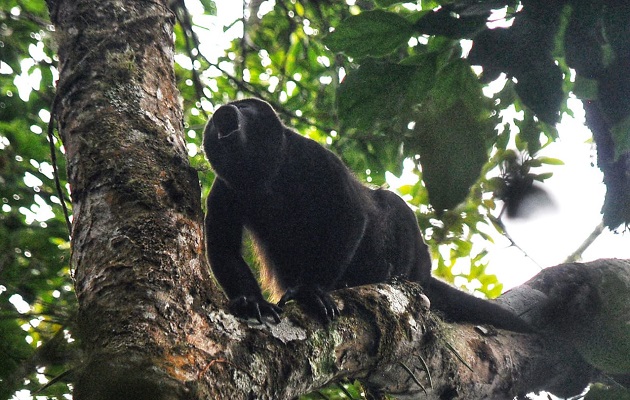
[192,279,597,399]
[195,260,630,399]
[516,259,630,380]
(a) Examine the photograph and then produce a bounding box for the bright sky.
[487,100,629,288]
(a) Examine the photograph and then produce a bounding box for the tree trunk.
[46,0,629,399]
[48,0,220,397]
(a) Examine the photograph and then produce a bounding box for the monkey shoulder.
[278,130,365,197]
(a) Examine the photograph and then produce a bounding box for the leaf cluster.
[1,1,78,398]
[325,0,630,227]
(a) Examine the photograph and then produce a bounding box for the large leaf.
[514,61,563,125]
[413,100,488,211]
[564,0,604,78]
[412,5,489,38]
[337,55,437,131]
[323,10,413,58]
[611,114,630,161]
[603,1,630,59]
[410,59,491,211]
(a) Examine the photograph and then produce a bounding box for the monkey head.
[203,98,285,189]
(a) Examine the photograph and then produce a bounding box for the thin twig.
[564,220,605,263]
[399,361,427,395]
[416,353,433,389]
[443,341,473,372]
[47,97,72,237]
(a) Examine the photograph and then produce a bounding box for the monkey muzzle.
[212,104,244,141]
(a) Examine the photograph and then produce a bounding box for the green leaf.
[405,59,492,211]
[413,100,488,211]
[285,33,304,75]
[495,125,511,151]
[337,62,411,131]
[412,6,488,38]
[432,59,484,111]
[537,156,565,165]
[199,0,217,15]
[517,115,542,155]
[531,172,554,182]
[324,10,414,58]
[514,61,563,124]
[337,57,436,131]
[611,114,630,161]
[572,76,599,100]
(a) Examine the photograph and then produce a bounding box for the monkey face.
[212,104,244,141]
[203,98,286,187]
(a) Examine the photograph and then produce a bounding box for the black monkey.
[203,98,531,332]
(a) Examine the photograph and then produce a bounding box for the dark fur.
[203,98,531,331]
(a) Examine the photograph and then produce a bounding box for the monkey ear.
[213,105,241,139]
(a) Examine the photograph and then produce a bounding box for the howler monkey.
[203,98,531,332]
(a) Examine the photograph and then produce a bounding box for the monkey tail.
[426,278,533,333]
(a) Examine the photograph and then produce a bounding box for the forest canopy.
[1,0,629,398]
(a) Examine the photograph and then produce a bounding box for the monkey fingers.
[278,286,340,322]
[228,295,282,324]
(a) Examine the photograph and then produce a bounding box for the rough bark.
[47,0,629,399]
[48,0,221,397]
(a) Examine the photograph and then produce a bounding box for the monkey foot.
[278,286,340,322]
[229,295,282,324]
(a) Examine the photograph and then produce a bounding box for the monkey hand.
[229,295,282,324]
[278,286,340,322]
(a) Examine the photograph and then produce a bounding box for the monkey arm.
[205,179,281,323]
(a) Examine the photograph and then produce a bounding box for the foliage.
[1,0,629,398]
[300,380,365,400]
[1,0,76,398]
[325,0,630,228]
